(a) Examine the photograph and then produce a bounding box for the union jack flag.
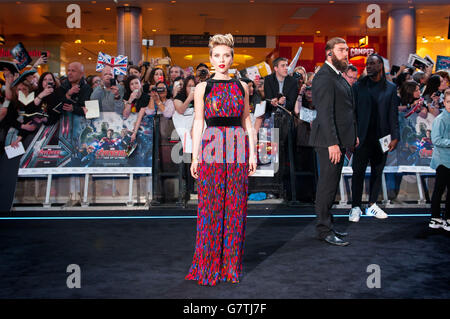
[96,52,128,76]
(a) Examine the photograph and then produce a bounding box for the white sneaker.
[429,218,445,229]
[349,206,362,222]
[443,220,450,231]
[365,203,388,219]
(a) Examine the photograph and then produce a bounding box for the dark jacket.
[58,77,92,116]
[1,98,41,138]
[353,77,400,146]
[309,62,357,148]
[263,73,298,115]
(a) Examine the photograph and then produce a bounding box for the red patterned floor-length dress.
[185,78,249,286]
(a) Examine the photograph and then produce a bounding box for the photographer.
[293,66,307,91]
[58,62,92,117]
[148,81,174,118]
[90,65,124,114]
[195,63,210,83]
[170,76,184,100]
[168,65,184,87]
[123,75,149,119]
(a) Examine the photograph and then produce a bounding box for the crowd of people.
[0,46,449,225]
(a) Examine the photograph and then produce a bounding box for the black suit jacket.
[352,78,400,146]
[309,63,356,148]
[263,73,298,115]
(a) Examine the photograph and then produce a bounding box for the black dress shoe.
[323,234,350,246]
[333,230,348,237]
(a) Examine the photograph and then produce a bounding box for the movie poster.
[19,112,153,175]
[341,110,436,169]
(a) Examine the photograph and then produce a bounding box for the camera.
[293,72,303,81]
[198,69,209,77]
[47,81,54,88]
[305,86,312,91]
[151,87,166,93]
[143,61,150,67]
[109,78,117,87]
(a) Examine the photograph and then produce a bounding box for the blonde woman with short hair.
[185,33,257,286]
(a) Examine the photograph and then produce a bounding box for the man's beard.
[331,53,348,73]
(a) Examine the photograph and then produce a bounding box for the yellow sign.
[359,36,369,47]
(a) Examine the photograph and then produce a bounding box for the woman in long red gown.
[185,33,257,286]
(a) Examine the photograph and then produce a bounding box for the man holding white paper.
[350,54,400,222]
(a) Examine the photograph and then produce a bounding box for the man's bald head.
[101,66,114,87]
[67,61,84,84]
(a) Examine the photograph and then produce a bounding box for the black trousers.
[431,165,450,219]
[314,146,345,239]
[351,140,387,208]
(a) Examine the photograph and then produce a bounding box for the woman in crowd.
[149,81,174,118]
[398,80,423,113]
[423,74,448,111]
[127,65,141,79]
[86,75,101,90]
[34,71,63,126]
[170,76,184,100]
[148,67,167,87]
[293,66,307,90]
[0,71,42,211]
[174,75,196,115]
[122,75,149,119]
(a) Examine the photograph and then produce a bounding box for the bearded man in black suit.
[309,37,358,246]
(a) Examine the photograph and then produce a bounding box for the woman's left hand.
[248,154,257,176]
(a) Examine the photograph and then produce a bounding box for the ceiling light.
[316,30,321,34]
[435,36,441,39]
[78,52,82,55]
[105,7,111,11]
[74,39,82,44]
[152,29,157,32]
[170,0,177,3]
[441,37,445,41]
[329,0,335,3]
[98,39,106,44]
[422,36,428,43]
[91,1,96,3]
[147,8,153,11]
[88,57,92,61]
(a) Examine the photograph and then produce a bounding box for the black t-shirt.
[174,91,194,109]
[366,79,384,142]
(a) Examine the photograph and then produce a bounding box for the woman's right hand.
[10,137,22,148]
[131,133,137,142]
[190,160,199,179]
[187,88,195,101]
[130,90,139,102]
[41,87,54,98]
